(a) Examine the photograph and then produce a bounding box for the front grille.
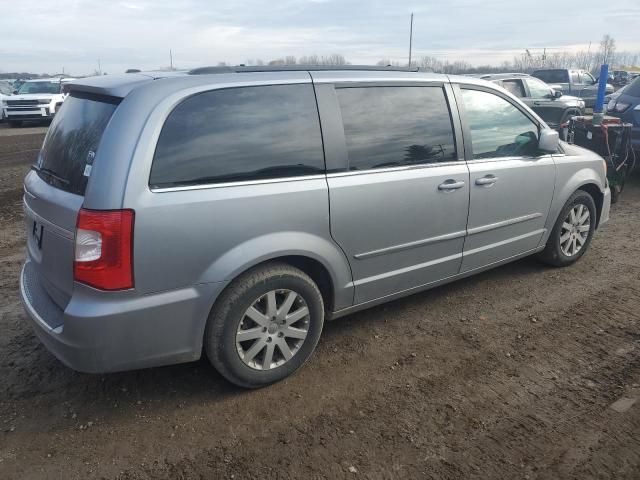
[7,99,41,106]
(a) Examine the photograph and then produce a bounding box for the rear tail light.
[74,209,134,290]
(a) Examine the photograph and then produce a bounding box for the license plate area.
[32,220,44,250]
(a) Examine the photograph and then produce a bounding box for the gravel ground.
[0,126,639,480]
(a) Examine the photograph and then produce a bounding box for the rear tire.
[538,190,596,267]
[204,262,324,388]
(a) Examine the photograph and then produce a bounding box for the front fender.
[200,231,354,310]
[541,156,606,246]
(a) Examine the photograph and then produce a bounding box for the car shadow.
[5,254,548,423]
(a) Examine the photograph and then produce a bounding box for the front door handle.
[475,175,498,186]
[438,180,465,191]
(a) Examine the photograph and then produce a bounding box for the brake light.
[74,209,134,290]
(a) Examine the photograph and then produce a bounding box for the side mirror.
[539,129,559,153]
[553,90,563,99]
[12,90,18,95]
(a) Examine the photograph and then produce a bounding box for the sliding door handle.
[438,180,465,191]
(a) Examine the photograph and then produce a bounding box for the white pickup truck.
[1,78,74,127]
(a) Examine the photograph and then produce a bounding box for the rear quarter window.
[150,84,325,188]
[36,93,119,195]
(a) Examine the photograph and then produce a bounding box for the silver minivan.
[20,66,611,388]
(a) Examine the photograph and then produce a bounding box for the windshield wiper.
[31,165,69,185]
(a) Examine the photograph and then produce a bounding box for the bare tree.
[599,34,616,65]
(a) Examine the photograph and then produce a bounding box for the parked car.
[532,69,614,108]
[20,66,611,388]
[607,76,640,152]
[476,73,585,128]
[612,70,632,87]
[0,80,13,122]
[2,78,73,127]
[605,84,628,110]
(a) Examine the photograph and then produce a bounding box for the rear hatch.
[24,92,119,312]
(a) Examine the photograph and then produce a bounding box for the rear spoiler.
[63,73,156,98]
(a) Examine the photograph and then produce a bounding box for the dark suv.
[477,73,585,129]
[607,76,640,152]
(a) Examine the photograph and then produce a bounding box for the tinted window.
[150,84,324,188]
[37,93,118,195]
[336,86,457,170]
[461,89,539,159]
[533,70,568,84]
[501,79,525,98]
[526,78,552,98]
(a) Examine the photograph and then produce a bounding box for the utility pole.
[170,49,173,70]
[408,13,414,68]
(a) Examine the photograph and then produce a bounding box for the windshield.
[36,93,119,195]
[18,81,61,95]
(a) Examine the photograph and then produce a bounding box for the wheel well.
[578,183,604,227]
[278,256,335,313]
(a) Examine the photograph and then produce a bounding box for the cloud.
[0,0,638,75]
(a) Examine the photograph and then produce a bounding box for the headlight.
[578,100,585,109]
[614,102,631,113]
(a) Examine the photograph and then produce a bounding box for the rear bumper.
[20,261,226,373]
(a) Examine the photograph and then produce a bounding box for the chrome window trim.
[464,154,553,165]
[326,160,465,178]
[150,174,327,193]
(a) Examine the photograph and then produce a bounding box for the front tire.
[538,190,596,267]
[558,110,582,128]
[204,262,325,388]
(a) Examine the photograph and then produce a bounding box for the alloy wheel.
[236,289,310,370]
[560,203,590,257]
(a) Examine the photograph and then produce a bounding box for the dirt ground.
[0,123,639,480]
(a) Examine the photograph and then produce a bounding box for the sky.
[0,0,639,75]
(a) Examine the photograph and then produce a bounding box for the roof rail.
[477,72,531,79]
[188,65,424,75]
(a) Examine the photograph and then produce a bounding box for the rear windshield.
[625,76,640,97]
[532,70,569,84]
[36,93,119,195]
